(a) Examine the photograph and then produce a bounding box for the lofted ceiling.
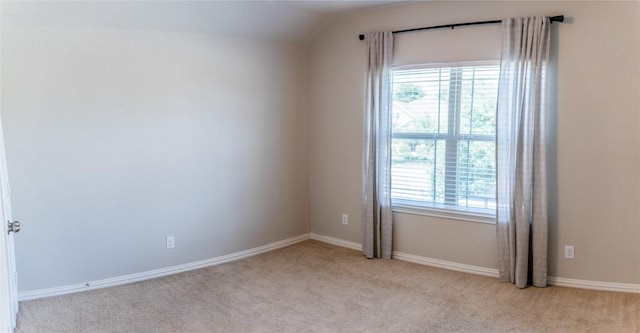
[0,0,406,44]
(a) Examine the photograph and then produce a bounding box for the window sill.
[392,204,496,225]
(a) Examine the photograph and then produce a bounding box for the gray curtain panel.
[496,16,550,288]
[362,31,393,259]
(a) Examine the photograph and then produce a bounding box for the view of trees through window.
[391,64,499,215]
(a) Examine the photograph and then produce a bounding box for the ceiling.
[0,0,406,44]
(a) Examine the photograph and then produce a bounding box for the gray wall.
[1,29,310,292]
[309,1,640,284]
[3,0,639,293]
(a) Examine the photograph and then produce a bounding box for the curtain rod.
[358,15,564,40]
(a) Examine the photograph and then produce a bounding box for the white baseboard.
[310,234,640,294]
[392,251,500,278]
[309,233,498,277]
[309,233,361,251]
[19,233,640,300]
[19,233,312,301]
[547,276,640,294]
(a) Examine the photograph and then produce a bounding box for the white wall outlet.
[564,245,574,259]
[342,214,349,225]
[166,236,175,249]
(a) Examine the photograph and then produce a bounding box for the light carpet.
[15,240,640,332]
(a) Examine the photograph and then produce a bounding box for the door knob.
[7,220,20,234]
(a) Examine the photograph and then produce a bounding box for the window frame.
[390,60,499,224]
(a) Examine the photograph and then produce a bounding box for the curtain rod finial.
[359,34,365,41]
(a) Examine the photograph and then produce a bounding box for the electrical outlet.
[564,245,574,259]
[342,214,349,225]
[166,236,175,249]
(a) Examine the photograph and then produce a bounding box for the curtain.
[496,17,550,288]
[362,32,394,259]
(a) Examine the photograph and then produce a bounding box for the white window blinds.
[391,62,499,218]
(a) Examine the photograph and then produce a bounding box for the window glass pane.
[459,68,474,135]
[392,69,448,135]
[438,70,450,133]
[435,139,448,205]
[457,140,496,210]
[471,68,498,136]
[457,67,499,136]
[391,138,436,202]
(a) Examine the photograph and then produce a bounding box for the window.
[391,62,499,221]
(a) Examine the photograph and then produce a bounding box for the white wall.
[309,1,640,284]
[1,28,310,292]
